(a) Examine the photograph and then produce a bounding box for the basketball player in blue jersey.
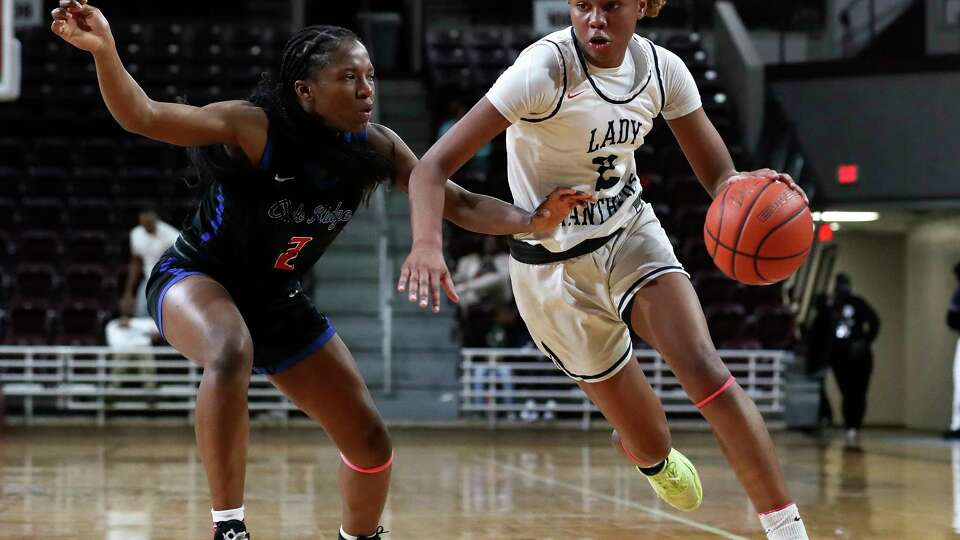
[400,1,810,538]
[50,2,594,539]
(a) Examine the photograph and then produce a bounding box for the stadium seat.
[754,306,797,349]
[679,237,715,275]
[65,231,112,265]
[16,230,64,266]
[672,204,709,239]
[66,198,116,230]
[743,282,785,311]
[667,175,712,209]
[3,302,55,345]
[69,168,115,199]
[15,265,60,303]
[694,271,740,308]
[19,198,66,231]
[114,169,169,199]
[0,139,25,169]
[64,265,113,304]
[78,138,120,170]
[21,167,69,199]
[428,47,469,68]
[426,28,464,49]
[58,302,107,345]
[635,145,659,175]
[0,199,20,234]
[466,27,512,49]
[705,303,746,347]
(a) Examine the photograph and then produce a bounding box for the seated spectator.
[453,237,512,347]
[106,296,161,389]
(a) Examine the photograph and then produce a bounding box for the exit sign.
[837,164,859,185]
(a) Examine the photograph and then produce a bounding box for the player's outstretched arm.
[369,124,594,237]
[395,99,513,312]
[51,0,264,154]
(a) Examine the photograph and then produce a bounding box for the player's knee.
[203,330,253,382]
[346,419,392,467]
[676,340,729,389]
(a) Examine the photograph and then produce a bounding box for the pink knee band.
[340,451,394,474]
[695,375,736,410]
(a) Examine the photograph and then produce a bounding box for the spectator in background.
[806,293,834,430]
[817,274,880,450]
[121,209,179,317]
[453,236,512,347]
[106,295,161,389]
[437,100,492,173]
[945,262,960,439]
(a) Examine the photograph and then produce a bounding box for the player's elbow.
[117,100,159,138]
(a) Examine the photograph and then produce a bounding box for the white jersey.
[486,27,701,253]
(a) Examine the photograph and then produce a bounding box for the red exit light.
[838,164,859,184]
[817,223,834,242]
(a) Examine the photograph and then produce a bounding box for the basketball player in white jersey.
[400,1,809,539]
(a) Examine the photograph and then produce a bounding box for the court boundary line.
[479,458,749,540]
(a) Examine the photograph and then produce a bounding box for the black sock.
[638,458,667,476]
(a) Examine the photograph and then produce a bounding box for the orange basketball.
[703,176,813,285]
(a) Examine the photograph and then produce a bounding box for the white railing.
[0,346,295,426]
[460,348,790,429]
[371,188,394,394]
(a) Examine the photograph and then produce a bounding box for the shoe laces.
[362,526,389,539]
[650,460,686,495]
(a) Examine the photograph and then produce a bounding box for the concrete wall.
[905,216,960,430]
[827,231,907,426]
[927,0,960,53]
[823,215,960,430]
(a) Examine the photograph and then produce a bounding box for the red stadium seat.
[14,265,60,303]
[17,230,64,265]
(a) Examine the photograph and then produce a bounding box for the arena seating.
[0,23,289,345]
[0,22,798,350]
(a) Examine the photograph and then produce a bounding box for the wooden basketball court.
[0,427,953,539]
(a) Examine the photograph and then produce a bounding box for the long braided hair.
[186,25,392,204]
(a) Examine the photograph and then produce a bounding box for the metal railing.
[460,348,791,430]
[371,188,395,395]
[0,346,295,426]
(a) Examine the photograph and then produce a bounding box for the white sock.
[211,506,245,524]
[759,503,808,540]
[339,527,360,540]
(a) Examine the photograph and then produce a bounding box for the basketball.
[703,176,813,285]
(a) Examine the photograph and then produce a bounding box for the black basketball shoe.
[214,519,250,540]
[339,526,388,539]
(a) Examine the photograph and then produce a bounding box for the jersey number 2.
[274,236,314,271]
[593,155,621,191]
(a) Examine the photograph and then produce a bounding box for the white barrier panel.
[460,347,790,429]
[0,346,295,426]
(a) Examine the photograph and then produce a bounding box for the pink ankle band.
[340,451,394,474]
[695,375,736,409]
[759,501,795,516]
[617,438,646,466]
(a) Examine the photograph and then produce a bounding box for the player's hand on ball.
[51,0,113,54]
[529,188,597,238]
[717,169,809,206]
[398,243,460,313]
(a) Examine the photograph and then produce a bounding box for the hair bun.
[645,0,666,17]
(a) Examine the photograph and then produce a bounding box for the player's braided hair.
[644,0,666,17]
[185,25,391,206]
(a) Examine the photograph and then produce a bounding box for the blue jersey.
[173,117,369,287]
